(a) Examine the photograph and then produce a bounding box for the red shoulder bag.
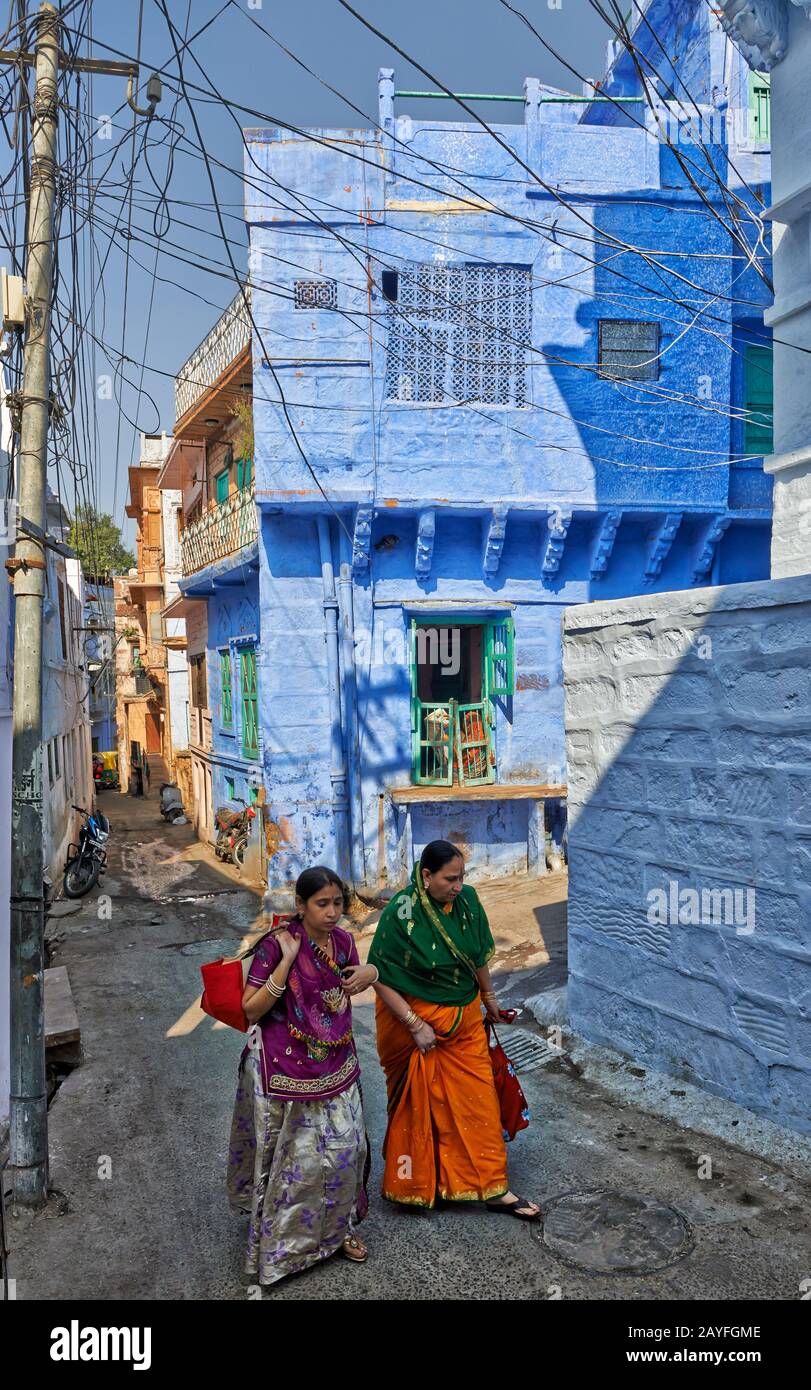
[200,915,286,1032]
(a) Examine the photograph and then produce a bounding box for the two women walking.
[226,841,539,1289]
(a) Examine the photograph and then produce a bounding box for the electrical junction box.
[1,269,25,330]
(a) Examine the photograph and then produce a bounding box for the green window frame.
[240,645,259,761]
[225,775,236,800]
[748,71,770,145]
[219,648,233,729]
[409,616,514,786]
[743,344,773,456]
[236,456,253,490]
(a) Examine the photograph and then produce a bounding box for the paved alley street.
[7,787,811,1303]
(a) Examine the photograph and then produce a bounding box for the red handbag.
[485,1022,530,1142]
[200,916,285,1032]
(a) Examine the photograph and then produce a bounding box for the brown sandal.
[485,1195,541,1221]
[341,1233,368,1262]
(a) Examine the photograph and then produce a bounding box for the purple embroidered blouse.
[244,919,361,1101]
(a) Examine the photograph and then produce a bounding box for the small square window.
[249,785,260,805]
[598,319,660,382]
[225,775,236,800]
[293,279,337,311]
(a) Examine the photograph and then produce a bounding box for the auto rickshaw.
[93,750,119,791]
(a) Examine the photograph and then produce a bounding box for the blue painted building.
[86,581,116,753]
[243,3,773,891]
[159,294,264,878]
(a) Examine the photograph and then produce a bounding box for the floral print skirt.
[227,1038,368,1287]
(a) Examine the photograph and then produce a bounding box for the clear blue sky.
[16,1,614,538]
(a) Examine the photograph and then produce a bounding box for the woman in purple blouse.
[227,867,378,1286]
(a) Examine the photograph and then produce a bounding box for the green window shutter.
[410,619,420,782]
[219,649,233,728]
[743,345,773,455]
[410,620,454,784]
[216,469,230,504]
[455,703,494,785]
[485,617,515,699]
[748,72,770,144]
[236,457,253,490]
[240,646,259,760]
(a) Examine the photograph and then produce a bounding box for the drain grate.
[497,1027,561,1074]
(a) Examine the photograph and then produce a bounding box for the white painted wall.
[42,549,93,888]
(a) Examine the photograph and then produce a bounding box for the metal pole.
[9,2,61,1210]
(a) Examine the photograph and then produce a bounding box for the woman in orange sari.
[367,840,540,1219]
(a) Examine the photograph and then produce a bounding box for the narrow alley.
[8,785,811,1302]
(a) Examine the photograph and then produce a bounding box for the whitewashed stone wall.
[563,574,811,1136]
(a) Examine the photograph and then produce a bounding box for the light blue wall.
[246,9,774,888]
[564,576,811,1138]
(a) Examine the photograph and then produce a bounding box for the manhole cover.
[540,1188,693,1275]
[500,1028,560,1074]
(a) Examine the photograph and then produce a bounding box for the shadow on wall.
[563,574,811,1138]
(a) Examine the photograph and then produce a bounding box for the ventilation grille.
[495,1027,561,1074]
[294,279,337,311]
[385,263,531,407]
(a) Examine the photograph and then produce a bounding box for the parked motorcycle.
[63,804,110,898]
[159,782,187,823]
[214,798,257,870]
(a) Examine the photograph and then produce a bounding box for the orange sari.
[376,993,508,1207]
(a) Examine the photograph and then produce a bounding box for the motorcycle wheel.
[232,836,248,870]
[63,853,102,898]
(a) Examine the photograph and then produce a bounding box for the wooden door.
[145,710,162,754]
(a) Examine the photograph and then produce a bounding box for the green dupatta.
[367,863,495,1006]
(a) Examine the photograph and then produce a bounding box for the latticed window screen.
[294,279,337,310]
[598,320,660,382]
[385,264,531,406]
[219,649,233,728]
[240,646,259,760]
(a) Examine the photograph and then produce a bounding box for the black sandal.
[485,1194,541,1221]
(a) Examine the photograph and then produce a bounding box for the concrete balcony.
[181,484,258,577]
[175,288,251,427]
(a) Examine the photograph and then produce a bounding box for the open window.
[409,616,514,786]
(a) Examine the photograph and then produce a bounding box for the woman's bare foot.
[341,1233,369,1262]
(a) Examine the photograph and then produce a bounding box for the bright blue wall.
[182,569,264,874]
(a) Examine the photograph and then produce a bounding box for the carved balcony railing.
[180,483,258,577]
[175,287,252,423]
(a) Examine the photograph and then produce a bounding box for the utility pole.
[3,3,156,1209]
[7,0,61,1212]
